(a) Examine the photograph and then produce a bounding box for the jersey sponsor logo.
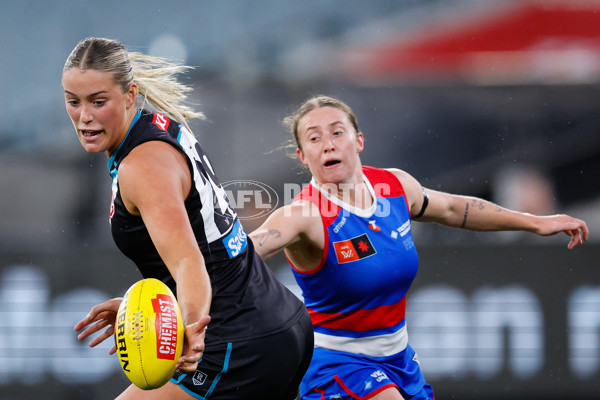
[368,220,381,232]
[152,113,170,131]
[333,233,376,264]
[222,220,247,258]
[390,219,411,240]
[398,220,411,237]
[371,370,390,383]
[333,216,347,233]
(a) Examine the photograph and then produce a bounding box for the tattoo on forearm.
[461,199,503,228]
[461,202,469,228]
[252,230,282,247]
[472,198,485,210]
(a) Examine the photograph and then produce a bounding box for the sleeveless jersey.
[109,109,305,345]
[290,166,419,358]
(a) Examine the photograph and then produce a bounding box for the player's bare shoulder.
[250,199,322,260]
[288,198,321,219]
[275,199,323,243]
[385,168,412,184]
[385,168,425,214]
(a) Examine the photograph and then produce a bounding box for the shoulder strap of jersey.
[362,166,406,199]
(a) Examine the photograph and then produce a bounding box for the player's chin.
[78,140,104,154]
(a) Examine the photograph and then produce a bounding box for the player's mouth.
[80,129,103,139]
[324,159,341,168]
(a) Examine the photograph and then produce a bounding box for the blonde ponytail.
[129,53,205,131]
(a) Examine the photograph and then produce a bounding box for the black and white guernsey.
[108,109,305,346]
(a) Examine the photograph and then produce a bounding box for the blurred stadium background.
[1,0,599,399]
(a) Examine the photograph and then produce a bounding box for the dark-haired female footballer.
[65,37,313,400]
[249,95,589,400]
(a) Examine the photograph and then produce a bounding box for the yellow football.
[115,278,184,390]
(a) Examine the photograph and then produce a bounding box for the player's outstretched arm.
[387,168,589,249]
[419,189,589,249]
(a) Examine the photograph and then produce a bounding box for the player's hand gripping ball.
[115,278,184,390]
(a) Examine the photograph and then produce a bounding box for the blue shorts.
[301,344,434,400]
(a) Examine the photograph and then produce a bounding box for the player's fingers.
[576,230,583,246]
[180,355,202,363]
[77,298,122,329]
[199,315,211,327]
[192,343,204,352]
[567,229,583,249]
[88,324,115,347]
[185,322,199,334]
[187,316,211,334]
[77,318,112,342]
[184,343,205,362]
[581,222,590,241]
[176,354,201,372]
[73,313,96,332]
[177,361,198,374]
[74,308,110,332]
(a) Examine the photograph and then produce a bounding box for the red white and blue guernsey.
[290,166,434,400]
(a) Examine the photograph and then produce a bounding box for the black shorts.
[171,308,314,400]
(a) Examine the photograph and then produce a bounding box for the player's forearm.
[443,196,537,232]
[249,229,284,260]
[174,260,212,325]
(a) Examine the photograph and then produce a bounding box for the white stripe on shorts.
[314,324,408,357]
